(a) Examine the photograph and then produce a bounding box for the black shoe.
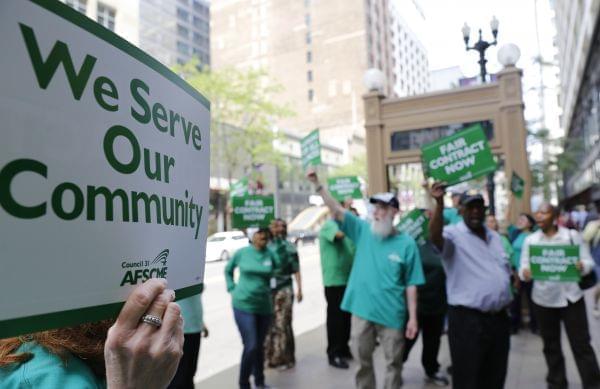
[328,356,349,369]
[425,372,450,386]
[341,351,354,361]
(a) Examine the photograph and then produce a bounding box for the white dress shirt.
[519,227,594,308]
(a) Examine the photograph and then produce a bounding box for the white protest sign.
[0,0,210,338]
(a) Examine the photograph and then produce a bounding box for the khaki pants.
[352,315,405,389]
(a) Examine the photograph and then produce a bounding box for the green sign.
[232,195,275,228]
[301,129,321,168]
[396,209,429,246]
[530,245,581,282]
[421,124,497,186]
[0,0,210,338]
[230,177,248,197]
[510,172,525,198]
[328,176,362,201]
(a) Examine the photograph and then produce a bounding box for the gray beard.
[371,217,394,238]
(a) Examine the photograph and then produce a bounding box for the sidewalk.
[199,294,600,388]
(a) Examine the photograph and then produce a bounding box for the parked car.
[205,231,249,262]
[287,229,318,246]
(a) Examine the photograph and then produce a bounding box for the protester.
[401,210,449,387]
[583,215,600,317]
[486,214,514,258]
[429,184,512,389]
[225,227,276,389]
[318,203,356,369]
[307,171,423,389]
[0,278,183,388]
[510,213,537,333]
[443,191,463,225]
[168,284,209,389]
[520,202,600,388]
[264,218,303,370]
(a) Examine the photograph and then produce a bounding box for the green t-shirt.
[0,342,105,388]
[340,211,425,329]
[178,284,204,334]
[511,231,530,269]
[319,219,355,286]
[500,234,514,260]
[225,245,275,315]
[443,208,463,225]
[268,238,300,291]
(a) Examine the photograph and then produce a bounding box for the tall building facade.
[61,0,210,67]
[553,0,600,205]
[211,0,429,161]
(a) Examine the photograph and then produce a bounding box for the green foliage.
[172,58,294,179]
[330,154,367,180]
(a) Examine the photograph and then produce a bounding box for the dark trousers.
[534,298,600,389]
[447,305,510,389]
[233,308,272,389]
[402,312,445,376]
[510,281,537,331]
[167,333,201,389]
[325,285,351,358]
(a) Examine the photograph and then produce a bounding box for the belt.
[450,305,509,317]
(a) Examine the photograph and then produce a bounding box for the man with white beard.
[307,171,424,389]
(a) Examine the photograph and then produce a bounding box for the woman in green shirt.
[510,213,537,333]
[225,228,276,389]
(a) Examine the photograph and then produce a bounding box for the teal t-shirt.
[225,245,275,315]
[443,208,463,225]
[0,342,105,388]
[178,284,204,334]
[339,211,425,329]
[319,219,355,286]
[511,231,530,269]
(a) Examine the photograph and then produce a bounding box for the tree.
[330,154,367,181]
[172,58,294,183]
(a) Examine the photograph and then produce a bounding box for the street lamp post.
[462,16,499,214]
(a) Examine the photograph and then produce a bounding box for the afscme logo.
[120,249,169,286]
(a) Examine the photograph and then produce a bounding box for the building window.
[65,0,86,13]
[193,31,203,43]
[308,89,314,101]
[177,7,189,22]
[177,41,190,55]
[177,24,189,38]
[307,70,313,82]
[307,51,312,63]
[305,14,311,26]
[306,32,311,44]
[97,3,115,31]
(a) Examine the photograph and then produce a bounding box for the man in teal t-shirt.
[307,170,424,389]
[319,207,356,369]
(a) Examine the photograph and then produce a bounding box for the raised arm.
[307,170,345,221]
[224,253,238,292]
[428,182,446,251]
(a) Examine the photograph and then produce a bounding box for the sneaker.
[328,356,349,369]
[425,372,450,386]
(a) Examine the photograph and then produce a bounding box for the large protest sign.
[421,124,497,186]
[301,129,321,168]
[396,209,429,246]
[328,176,362,201]
[232,195,275,228]
[530,245,581,282]
[0,0,210,338]
[510,172,525,199]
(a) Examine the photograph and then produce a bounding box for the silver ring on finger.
[140,314,162,328]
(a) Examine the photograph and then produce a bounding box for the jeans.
[325,285,352,358]
[402,312,445,376]
[534,298,600,389]
[233,308,272,389]
[353,315,404,389]
[447,305,510,389]
[167,333,201,389]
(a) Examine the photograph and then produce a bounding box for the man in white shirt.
[520,202,600,388]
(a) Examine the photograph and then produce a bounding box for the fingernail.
[166,289,175,301]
